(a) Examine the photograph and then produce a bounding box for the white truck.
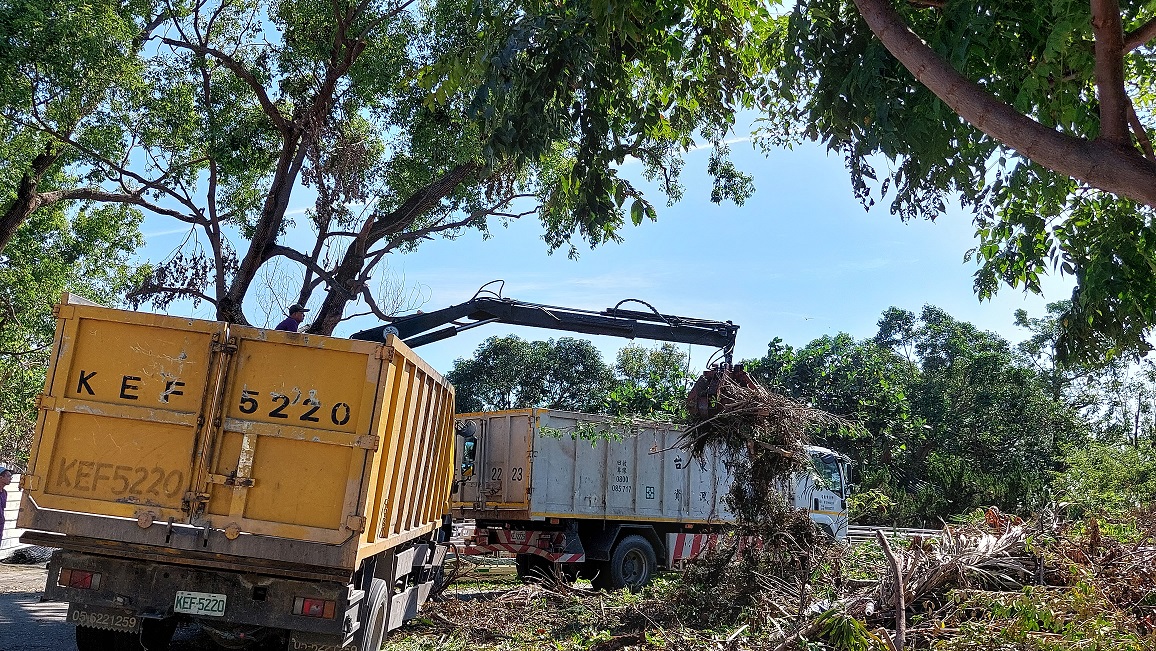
[451,409,850,589]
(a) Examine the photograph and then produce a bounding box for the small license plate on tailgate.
[67,604,142,633]
[174,591,227,616]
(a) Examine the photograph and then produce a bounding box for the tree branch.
[1091,0,1130,145]
[358,285,394,321]
[128,285,218,305]
[1127,98,1156,161]
[1125,16,1156,51]
[264,244,356,299]
[367,162,481,241]
[38,188,207,224]
[161,37,290,132]
[850,0,1156,207]
[372,201,536,256]
[16,112,208,217]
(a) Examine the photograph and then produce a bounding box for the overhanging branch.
[264,244,356,299]
[850,0,1156,207]
[1125,16,1156,51]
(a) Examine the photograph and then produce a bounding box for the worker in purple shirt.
[275,304,309,332]
[0,466,12,535]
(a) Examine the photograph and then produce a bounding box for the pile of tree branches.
[668,369,850,631]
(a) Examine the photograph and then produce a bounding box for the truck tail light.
[58,568,101,590]
[292,597,336,619]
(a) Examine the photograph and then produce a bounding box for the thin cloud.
[144,227,192,238]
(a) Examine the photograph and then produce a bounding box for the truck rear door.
[197,325,387,544]
[25,299,226,525]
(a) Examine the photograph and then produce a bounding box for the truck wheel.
[76,625,119,651]
[134,618,178,651]
[514,554,551,582]
[356,578,388,651]
[606,535,656,591]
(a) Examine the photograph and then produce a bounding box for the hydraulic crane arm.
[350,295,738,364]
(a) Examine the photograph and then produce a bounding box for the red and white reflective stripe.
[460,543,585,563]
[667,533,716,565]
[667,533,763,565]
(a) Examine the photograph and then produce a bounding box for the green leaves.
[446,335,615,412]
[762,0,1156,360]
[424,0,767,255]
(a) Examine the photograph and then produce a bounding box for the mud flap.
[287,630,358,651]
[386,586,417,631]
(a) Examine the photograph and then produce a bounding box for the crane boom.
[350,296,738,363]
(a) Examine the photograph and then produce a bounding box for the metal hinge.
[20,475,42,491]
[182,492,211,514]
[211,336,238,354]
[208,474,254,487]
[345,515,367,532]
[354,434,380,450]
[35,394,56,411]
[375,346,395,362]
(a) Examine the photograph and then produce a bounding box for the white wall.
[1,475,25,556]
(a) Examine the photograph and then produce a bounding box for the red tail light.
[58,568,101,590]
[292,597,336,619]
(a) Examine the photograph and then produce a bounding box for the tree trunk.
[0,147,60,253]
[217,138,306,325]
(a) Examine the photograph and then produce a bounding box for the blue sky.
[141,134,1074,376]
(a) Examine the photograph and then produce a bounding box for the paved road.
[0,564,215,651]
[0,565,72,651]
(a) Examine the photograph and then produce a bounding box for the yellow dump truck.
[18,295,455,651]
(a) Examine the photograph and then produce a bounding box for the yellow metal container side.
[20,295,454,573]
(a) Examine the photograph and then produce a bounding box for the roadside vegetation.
[392,506,1155,650]
[427,302,1156,650]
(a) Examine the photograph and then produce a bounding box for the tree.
[748,305,1085,525]
[768,1,1156,361]
[1015,301,1156,447]
[0,203,146,467]
[606,342,693,418]
[1,0,763,332]
[445,335,613,413]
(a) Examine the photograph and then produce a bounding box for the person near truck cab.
[0,466,12,535]
[276,304,309,332]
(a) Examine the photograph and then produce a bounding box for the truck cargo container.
[452,409,850,589]
[18,295,456,651]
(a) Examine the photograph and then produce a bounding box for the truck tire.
[605,535,656,591]
[76,625,119,651]
[514,554,551,582]
[356,578,389,651]
[76,618,179,651]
